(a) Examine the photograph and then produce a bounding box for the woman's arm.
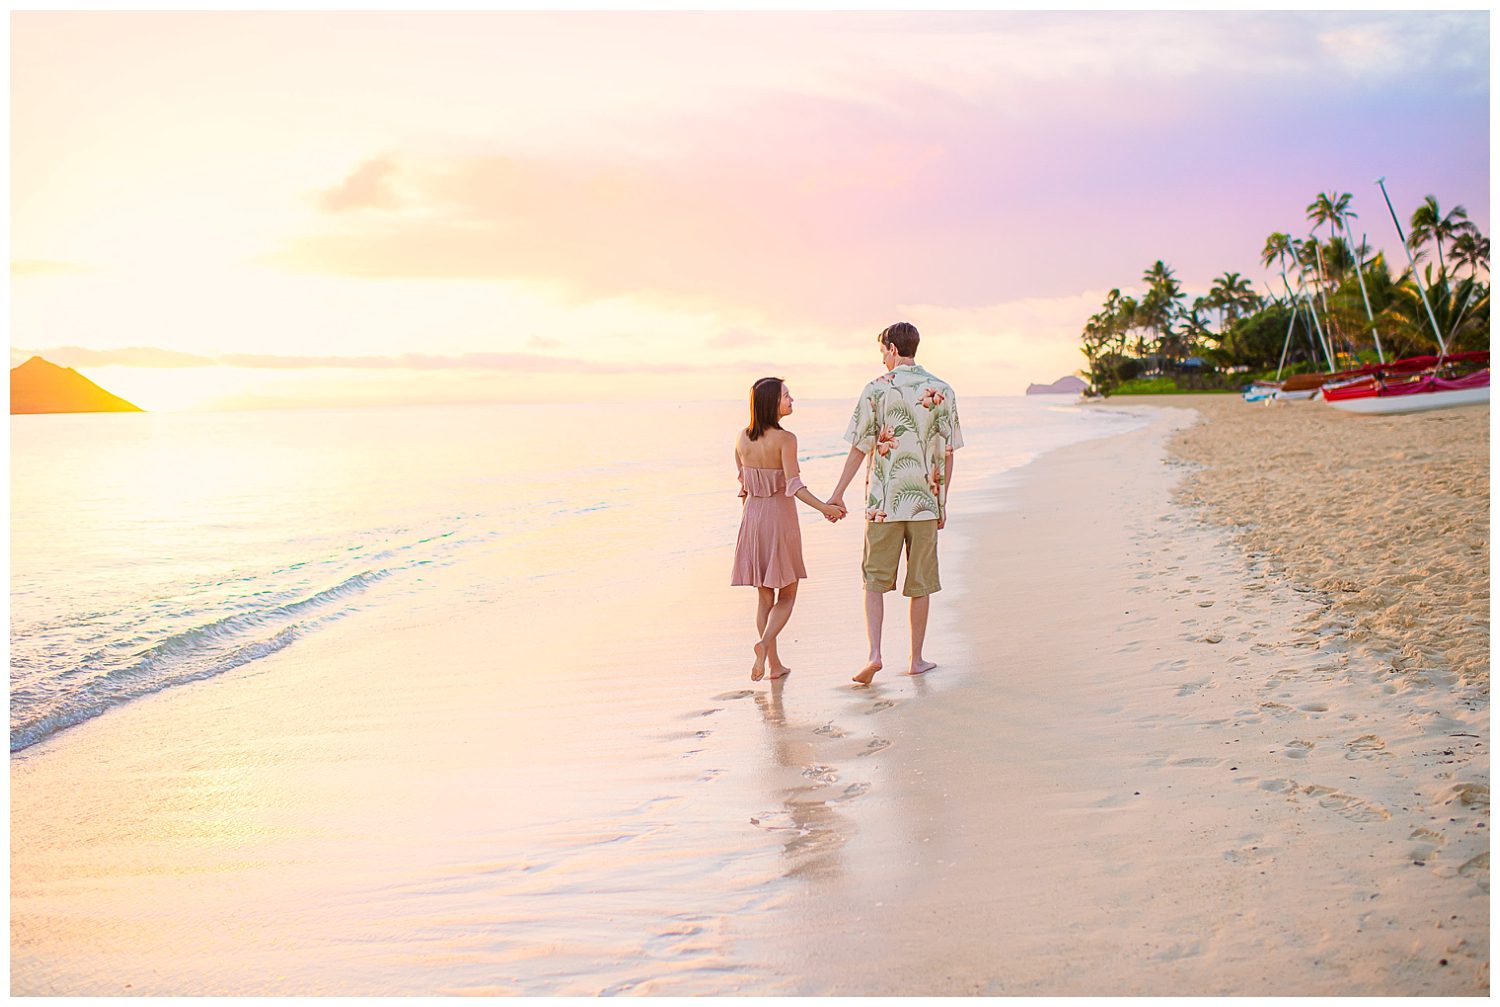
[734,441,747,502]
[781,434,841,519]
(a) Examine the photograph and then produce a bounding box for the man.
[828,321,963,686]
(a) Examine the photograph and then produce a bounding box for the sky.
[10,11,1491,411]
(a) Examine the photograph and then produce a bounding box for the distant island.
[10,356,143,414]
[1025,375,1088,396]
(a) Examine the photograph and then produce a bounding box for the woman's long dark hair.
[746,377,784,441]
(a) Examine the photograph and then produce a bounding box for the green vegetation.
[1112,377,1235,396]
[1080,191,1490,396]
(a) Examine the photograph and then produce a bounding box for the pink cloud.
[317,156,401,213]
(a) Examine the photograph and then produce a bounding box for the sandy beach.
[11,397,1488,995]
[738,396,1488,994]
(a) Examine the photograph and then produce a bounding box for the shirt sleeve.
[945,387,964,451]
[844,386,878,453]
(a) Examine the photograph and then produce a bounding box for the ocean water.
[10,397,1147,754]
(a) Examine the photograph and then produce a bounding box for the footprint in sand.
[1298,702,1329,713]
[832,782,871,801]
[1258,778,1297,793]
[858,737,892,757]
[1176,679,1209,697]
[1457,852,1489,877]
[684,708,723,719]
[1408,827,1446,864]
[1197,600,1216,608]
[1301,784,1390,822]
[1345,734,1388,760]
[1223,843,1272,865]
[712,690,756,701]
[1201,633,1224,644]
[1169,756,1222,768]
[1148,943,1202,963]
[1443,782,1489,810]
[1284,739,1314,759]
[802,765,840,784]
[814,722,848,739]
[866,699,896,714]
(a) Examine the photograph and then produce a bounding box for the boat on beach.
[1273,372,1334,401]
[1318,350,1489,414]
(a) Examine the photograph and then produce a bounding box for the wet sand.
[12,398,1488,994]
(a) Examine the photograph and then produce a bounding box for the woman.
[732,377,844,681]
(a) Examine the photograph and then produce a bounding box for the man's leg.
[903,520,940,675]
[853,589,884,685]
[908,595,935,675]
[855,522,901,686]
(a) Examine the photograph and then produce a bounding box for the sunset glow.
[12,11,1489,411]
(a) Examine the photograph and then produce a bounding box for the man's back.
[844,363,963,522]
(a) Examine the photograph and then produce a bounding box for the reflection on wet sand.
[749,681,858,880]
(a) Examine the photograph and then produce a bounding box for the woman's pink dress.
[731,467,808,589]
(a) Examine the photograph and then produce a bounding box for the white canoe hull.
[1323,385,1490,414]
[1273,388,1318,401]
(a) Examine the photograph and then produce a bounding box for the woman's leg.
[751,587,776,680]
[760,582,799,679]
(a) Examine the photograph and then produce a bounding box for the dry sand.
[1172,394,1489,691]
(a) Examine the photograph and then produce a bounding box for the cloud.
[267,10,1487,330]
[15,345,762,376]
[12,345,216,368]
[317,156,401,213]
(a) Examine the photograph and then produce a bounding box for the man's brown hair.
[878,321,920,358]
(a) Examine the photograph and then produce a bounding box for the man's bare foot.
[852,659,882,686]
[751,642,767,681]
[769,662,792,680]
[906,659,937,676]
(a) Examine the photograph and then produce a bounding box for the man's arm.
[938,447,955,529]
[827,445,867,516]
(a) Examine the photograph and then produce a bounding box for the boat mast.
[1274,291,1299,382]
[1376,176,1449,356]
[1342,225,1385,363]
[1286,253,1335,370]
[1310,239,1345,361]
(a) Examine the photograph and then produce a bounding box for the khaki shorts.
[862,519,941,597]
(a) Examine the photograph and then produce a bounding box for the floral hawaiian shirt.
[843,364,963,522]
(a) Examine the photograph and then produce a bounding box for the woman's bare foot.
[768,662,792,680]
[906,659,937,676]
[852,659,882,686]
[751,642,768,681]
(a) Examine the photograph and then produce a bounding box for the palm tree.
[1306,191,1353,239]
[1306,193,1353,342]
[1381,273,1489,355]
[1208,271,1259,331]
[1409,195,1470,280]
[1261,232,1295,275]
[1450,228,1490,280]
[1140,260,1185,368]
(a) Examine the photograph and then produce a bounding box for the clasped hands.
[823,495,848,523]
